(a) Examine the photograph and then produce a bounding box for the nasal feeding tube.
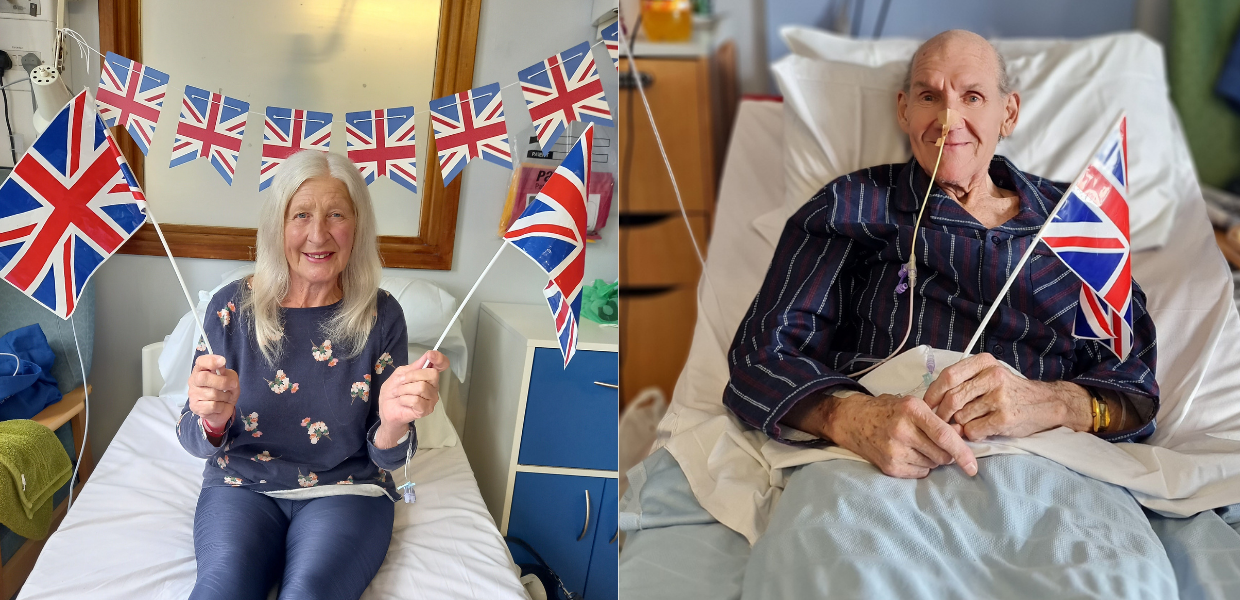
[848,109,959,377]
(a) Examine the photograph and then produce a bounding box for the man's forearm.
[780,393,839,440]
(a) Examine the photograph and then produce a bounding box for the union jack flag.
[518,41,613,152]
[170,86,249,186]
[345,107,418,194]
[260,107,332,191]
[1041,115,1133,360]
[602,21,619,68]
[503,124,593,367]
[95,52,169,156]
[0,90,147,319]
[428,82,512,186]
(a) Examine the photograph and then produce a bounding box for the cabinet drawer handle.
[610,529,618,544]
[594,381,619,389]
[578,490,591,541]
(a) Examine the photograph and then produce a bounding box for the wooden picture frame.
[97,0,481,270]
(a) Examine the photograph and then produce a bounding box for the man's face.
[896,37,1019,189]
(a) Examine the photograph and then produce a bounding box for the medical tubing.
[67,314,89,511]
[419,242,506,369]
[847,136,945,377]
[145,207,214,357]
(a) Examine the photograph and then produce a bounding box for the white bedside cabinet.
[464,303,619,600]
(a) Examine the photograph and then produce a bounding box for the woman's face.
[284,176,356,292]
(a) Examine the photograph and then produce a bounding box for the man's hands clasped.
[794,353,1092,480]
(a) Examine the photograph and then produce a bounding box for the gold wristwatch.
[1090,390,1110,433]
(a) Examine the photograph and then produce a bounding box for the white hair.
[243,150,382,366]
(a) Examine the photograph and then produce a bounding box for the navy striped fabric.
[724,156,1158,445]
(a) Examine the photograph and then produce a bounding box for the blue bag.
[0,325,62,421]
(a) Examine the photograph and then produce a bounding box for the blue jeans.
[190,486,395,600]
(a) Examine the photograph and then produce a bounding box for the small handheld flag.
[0,90,148,319]
[95,52,169,156]
[429,82,512,187]
[964,114,1135,361]
[1041,115,1133,360]
[504,124,593,366]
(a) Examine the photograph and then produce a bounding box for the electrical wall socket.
[0,1,42,17]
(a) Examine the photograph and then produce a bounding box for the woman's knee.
[191,487,287,600]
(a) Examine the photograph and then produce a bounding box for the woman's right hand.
[188,355,239,431]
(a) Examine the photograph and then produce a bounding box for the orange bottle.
[641,0,693,42]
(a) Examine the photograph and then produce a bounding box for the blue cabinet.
[584,478,618,600]
[519,348,619,471]
[464,304,619,600]
[508,472,607,594]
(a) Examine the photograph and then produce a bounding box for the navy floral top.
[176,278,414,501]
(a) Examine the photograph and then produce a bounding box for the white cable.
[67,314,89,511]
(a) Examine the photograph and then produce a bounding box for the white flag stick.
[419,242,507,368]
[145,206,215,356]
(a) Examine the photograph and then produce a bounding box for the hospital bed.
[14,282,529,599]
[620,29,1240,600]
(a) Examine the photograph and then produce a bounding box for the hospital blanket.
[622,448,1240,600]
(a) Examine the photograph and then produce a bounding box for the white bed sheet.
[654,99,1240,545]
[18,395,527,600]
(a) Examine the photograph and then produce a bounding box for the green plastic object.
[581,279,619,324]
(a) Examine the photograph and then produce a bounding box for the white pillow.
[765,29,1181,253]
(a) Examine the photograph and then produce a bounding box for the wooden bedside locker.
[463,303,619,600]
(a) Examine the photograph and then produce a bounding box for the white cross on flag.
[0,90,148,318]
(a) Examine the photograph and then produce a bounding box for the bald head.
[903,30,1010,97]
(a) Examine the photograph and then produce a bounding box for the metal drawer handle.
[594,381,618,389]
[610,529,618,544]
[578,490,591,541]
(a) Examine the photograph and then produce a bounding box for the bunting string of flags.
[68,30,614,193]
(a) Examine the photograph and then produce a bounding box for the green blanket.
[0,420,71,540]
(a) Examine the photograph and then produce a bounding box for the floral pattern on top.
[297,472,319,487]
[216,301,237,327]
[291,383,300,394]
[195,337,207,352]
[224,476,243,487]
[307,421,330,444]
[337,476,355,485]
[328,358,339,367]
[242,412,259,432]
[216,455,229,469]
[375,352,394,374]
[350,374,371,403]
[312,340,333,362]
[266,370,292,394]
[251,450,276,462]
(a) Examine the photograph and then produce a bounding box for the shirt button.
[991,235,1001,244]
[992,344,1004,356]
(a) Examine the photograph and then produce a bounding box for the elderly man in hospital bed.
[620,29,1240,600]
[729,30,1155,480]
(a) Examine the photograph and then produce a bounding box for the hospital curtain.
[1169,0,1240,188]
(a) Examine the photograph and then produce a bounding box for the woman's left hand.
[375,350,449,447]
[922,353,1093,440]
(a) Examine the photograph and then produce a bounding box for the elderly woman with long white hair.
[175,149,448,600]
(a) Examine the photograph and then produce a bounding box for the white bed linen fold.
[654,99,1240,546]
[18,396,526,600]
